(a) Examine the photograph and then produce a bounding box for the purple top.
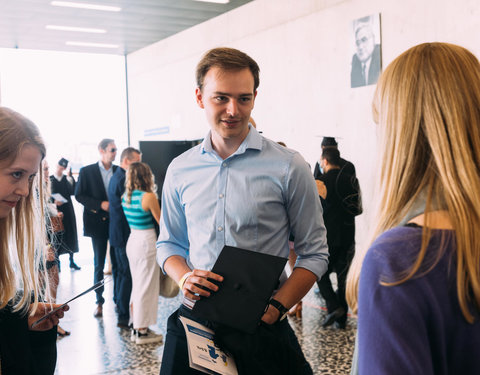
[358,225,480,374]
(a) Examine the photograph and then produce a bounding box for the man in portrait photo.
[350,14,382,88]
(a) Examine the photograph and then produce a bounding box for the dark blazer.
[350,44,381,88]
[107,167,130,248]
[319,168,356,247]
[314,158,356,180]
[75,162,117,238]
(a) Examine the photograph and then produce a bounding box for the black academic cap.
[192,246,287,334]
[321,137,338,147]
[58,158,69,168]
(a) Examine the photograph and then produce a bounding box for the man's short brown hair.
[120,147,141,162]
[196,47,260,92]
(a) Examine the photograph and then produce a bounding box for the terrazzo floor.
[54,240,356,375]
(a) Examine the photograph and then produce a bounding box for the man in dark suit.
[75,138,118,317]
[350,22,381,88]
[107,147,141,328]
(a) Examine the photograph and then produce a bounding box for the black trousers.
[160,305,313,375]
[317,243,354,321]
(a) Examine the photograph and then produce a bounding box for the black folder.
[191,245,287,334]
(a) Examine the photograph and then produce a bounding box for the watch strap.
[269,298,288,321]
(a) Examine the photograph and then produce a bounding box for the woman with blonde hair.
[0,107,68,374]
[346,42,480,374]
[122,162,162,345]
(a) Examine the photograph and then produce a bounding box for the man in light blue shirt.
[157,47,328,374]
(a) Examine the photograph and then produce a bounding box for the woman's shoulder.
[365,226,421,276]
[365,225,454,279]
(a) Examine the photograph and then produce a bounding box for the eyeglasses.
[109,148,117,153]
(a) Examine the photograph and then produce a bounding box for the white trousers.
[126,228,160,329]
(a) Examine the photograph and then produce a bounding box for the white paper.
[179,316,238,375]
[51,193,68,203]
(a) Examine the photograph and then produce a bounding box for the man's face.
[100,142,117,164]
[56,164,66,175]
[355,26,375,63]
[125,152,141,169]
[195,67,256,145]
[320,157,326,172]
[43,161,49,181]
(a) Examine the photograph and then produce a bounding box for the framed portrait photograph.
[350,14,382,88]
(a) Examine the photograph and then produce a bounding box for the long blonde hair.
[346,43,480,323]
[124,162,156,204]
[0,107,47,314]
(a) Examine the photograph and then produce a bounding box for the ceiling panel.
[0,0,254,55]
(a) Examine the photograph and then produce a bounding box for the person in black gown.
[50,158,80,270]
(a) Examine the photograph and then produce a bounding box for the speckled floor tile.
[54,239,356,375]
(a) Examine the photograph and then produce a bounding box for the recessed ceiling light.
[46,25,106,33]
[193,0,230,4]
[51,1,122,12]
[66,41,119,48]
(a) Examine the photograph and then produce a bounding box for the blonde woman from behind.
[346,43,480,374]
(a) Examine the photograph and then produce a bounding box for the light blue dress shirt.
[156,126,329,279]
[98,160,114,197]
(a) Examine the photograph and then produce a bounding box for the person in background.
[347,42,480,374]
[108,147,141,329]
[313,137,356,179]
[122,162,162,344]
[75,139,118,318]
[43,161,70,337]
[0,107,69,374]
[316,148,357,329]
[50,157,80,271]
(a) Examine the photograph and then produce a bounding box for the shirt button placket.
[216,161,228,248]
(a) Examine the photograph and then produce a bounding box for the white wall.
[126,0,480,250]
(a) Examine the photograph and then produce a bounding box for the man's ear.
[195,87,204,109]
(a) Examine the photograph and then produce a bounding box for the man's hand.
[100,201,109,211]
[261,304,281,325]
[181,269,223,301]
[316,180,327,199]
[28,303,69,331]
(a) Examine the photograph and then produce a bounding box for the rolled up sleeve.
[156,165,189,272]
[286,153,329,279]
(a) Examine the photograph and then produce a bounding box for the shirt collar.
[98,160,112,172]
[200,124,263,156]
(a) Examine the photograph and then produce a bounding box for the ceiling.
[0,0,253,55]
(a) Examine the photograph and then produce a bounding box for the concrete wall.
[126,0,480,249]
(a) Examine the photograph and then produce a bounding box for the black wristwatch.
[269,298,288,321]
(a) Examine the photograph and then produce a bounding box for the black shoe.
[70,262,81,270]
[334,321,346,329]
[322,307,346,328]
